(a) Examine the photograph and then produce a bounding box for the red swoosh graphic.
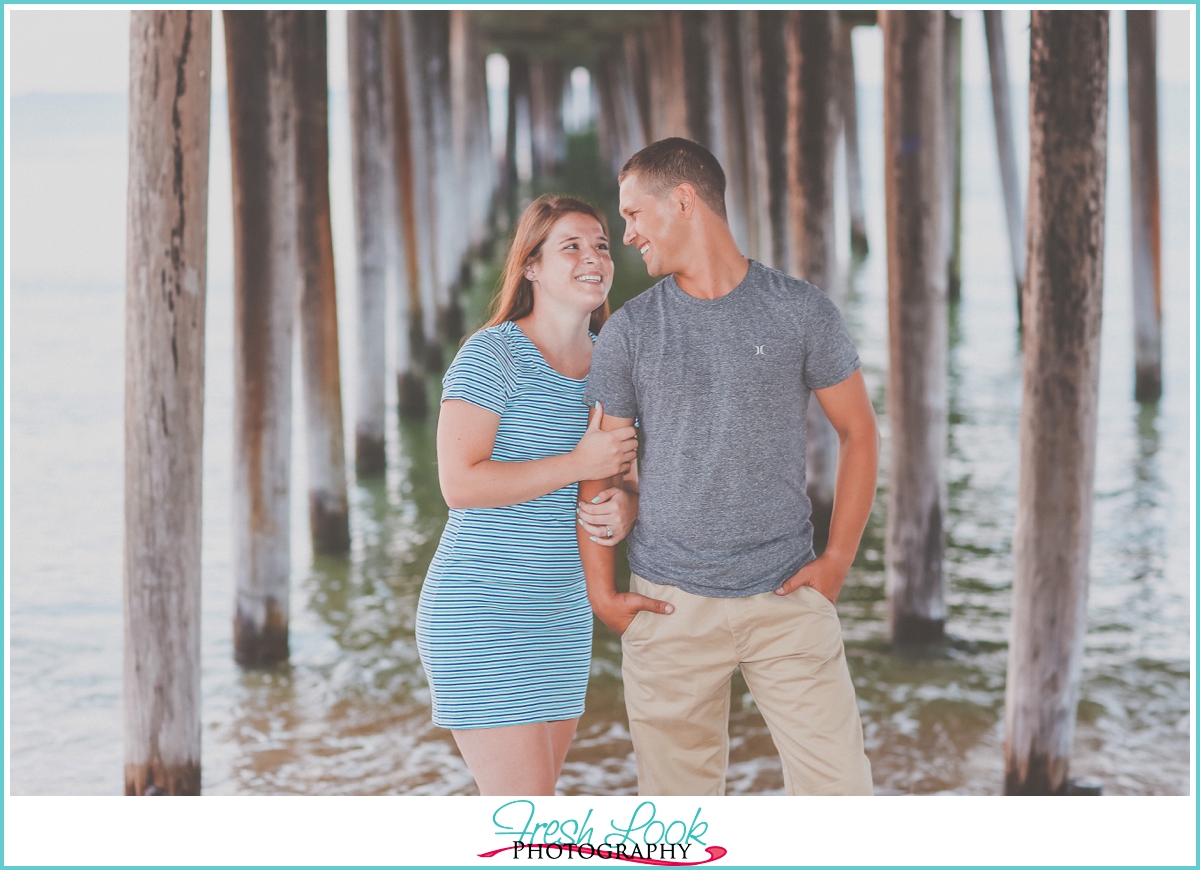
[478,844,728,866]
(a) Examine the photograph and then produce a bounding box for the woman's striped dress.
[416,321,595,729]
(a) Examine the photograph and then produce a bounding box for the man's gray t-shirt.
[584,260,861,597]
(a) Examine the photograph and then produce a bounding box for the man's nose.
[623,222,636,246]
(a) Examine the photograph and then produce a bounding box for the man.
[576,138,878,796]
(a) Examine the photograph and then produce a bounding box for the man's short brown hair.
[619,137,728,220]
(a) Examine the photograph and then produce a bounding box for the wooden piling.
[530,59,565,177]
[1126,10,1163,402]
[594,53,622,176]
[646,12,690,141]
[384,10,429,419]
[881,10,947,645]
[943,12,964,303]
[423,12,461,346]
[682,11,710,146]
[785,10,841,553]
[402,11,443,370]
[467,23,496,253]
[348,12,391,468]
[1006,9,1109,796]
[984,10,1026,320]
[623,31,652,147]
[504,51,529,224]
[738,11,769,263]
[225,10,296,666]
[758,11,790,273]
[705,11,751,252]
[124,9,210,796]
[293,11,350,554]
[834,15,868,260]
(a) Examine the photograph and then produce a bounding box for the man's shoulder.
[746,261,825,306]
[599,278,673,336]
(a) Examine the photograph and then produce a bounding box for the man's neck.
[671,228,752,300]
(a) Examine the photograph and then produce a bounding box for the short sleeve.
[802,289,861,391]
[583,308,638,419]
[441,329,514,415]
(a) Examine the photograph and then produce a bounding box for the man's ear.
[674,182,697,219]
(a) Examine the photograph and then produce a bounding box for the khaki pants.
[621,573,874,796]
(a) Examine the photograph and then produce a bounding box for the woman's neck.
[514,307,594,378]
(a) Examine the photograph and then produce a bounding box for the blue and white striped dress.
[416,320,595,729]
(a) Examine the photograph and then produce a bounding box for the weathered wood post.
[702,11,750,252]
[294,11,350,553]
[385,10,429,419]
[738,10,769,263]
[124,9,210,796]
[758,10,790,273]
[834,14,869,261]
[226,10,296,665]
[1126,10,1162,402]
[467,23,496,254]
[530,59,565,177]
[348,11,391,468]
[645,13,690,141]
[402,11,443,370]
[944,11,964,303]
[624,30,652,147]
[881,10,947,644]
[984,10,1026,320]
[422,12,460,345]
[504,51,529,225]
[615,47,647,157]
[1005,9,1109,797]
[785,10,841,553]
[449,11,476,335]
[682,12,710,146]
[594,53,622,175]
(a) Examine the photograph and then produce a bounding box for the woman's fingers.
[579,518,622,546]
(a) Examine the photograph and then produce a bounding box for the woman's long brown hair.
[479,194,612,335]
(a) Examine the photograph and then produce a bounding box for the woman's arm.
[437,399,638,510]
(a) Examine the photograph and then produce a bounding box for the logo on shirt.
[754,345,766,356]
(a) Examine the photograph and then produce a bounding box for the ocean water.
[8,73,1192,794]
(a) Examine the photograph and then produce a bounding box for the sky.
[6,7,1195,98]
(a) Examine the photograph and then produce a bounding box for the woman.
[416,195,639,795]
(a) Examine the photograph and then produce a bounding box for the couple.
[416,138,878,797]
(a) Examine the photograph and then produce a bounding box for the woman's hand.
[577,486,638,547]
[571,402,638,482]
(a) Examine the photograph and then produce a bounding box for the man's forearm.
[577,476,620,603]
[824,428,879,569]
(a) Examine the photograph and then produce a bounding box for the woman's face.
[525,212,613,319]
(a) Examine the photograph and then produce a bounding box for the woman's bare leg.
[453,718,579,796]
[549,718,579,780]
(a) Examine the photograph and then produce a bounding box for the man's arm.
[775,369,879,601]
[578,407,673,633]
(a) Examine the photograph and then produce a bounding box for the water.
[8,77,1191,795]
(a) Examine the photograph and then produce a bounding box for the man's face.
[619,173,678,277]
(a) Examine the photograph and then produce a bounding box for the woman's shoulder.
[454,323,519,365]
